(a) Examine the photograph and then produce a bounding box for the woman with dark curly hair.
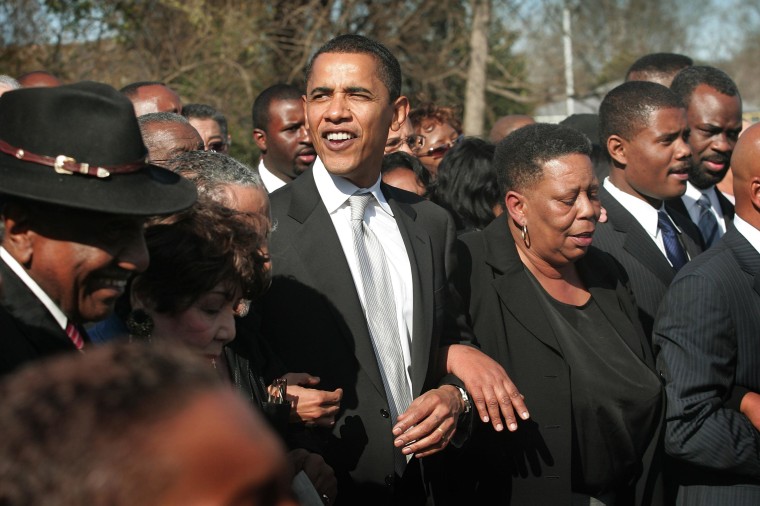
[429,137,501,234]
[408,103,462,177]
[128,199,269,371]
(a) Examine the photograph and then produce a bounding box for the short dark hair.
[430,137,499,231]
[599,81,684,145]
[670,65,741,104]
[625,53,693,82]
[305,34,402,102]
[135,199,270,313]
[494,123,592,195]
[381,151,431,190]
[408,103,462,133]
[0,341,220,505]
[251,83,302,132]
[182,103,229,139]
[137,111,190,127]
[119,80,166,99]
[167,151,265,207]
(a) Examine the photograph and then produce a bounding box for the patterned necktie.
[657,209,688,271]
[65,321,84,351]
[696,193,720,248]
[349,193,412,475]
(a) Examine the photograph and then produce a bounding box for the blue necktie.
[696,193,720,248]
[658,209,688,271]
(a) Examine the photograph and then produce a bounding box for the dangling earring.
[521,224,530,248]
[126,308,154,343]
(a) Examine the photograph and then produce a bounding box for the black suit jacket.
[435,214,662,505]
[0,258,77,376]
[593,187,703,338]
[667,186,735,243]
[654,225,760,504]
[257,170,471,505]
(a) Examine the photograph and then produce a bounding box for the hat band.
[0,139,146,178]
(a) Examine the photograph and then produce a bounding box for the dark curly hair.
[134,198,270,314]
[599,81,684,146]
[494,123,593,196]
[0,342,220,505]
[408,103,462,133]
[429,137,498,231]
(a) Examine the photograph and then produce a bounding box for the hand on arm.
[281,372,343,428]
[442,344,529,432]
[392,385,463,458]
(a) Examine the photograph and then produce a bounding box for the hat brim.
[0,153,197,216]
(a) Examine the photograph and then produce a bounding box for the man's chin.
[691,164,728,189]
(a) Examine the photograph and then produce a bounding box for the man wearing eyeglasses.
[384,116,423,155]
[182,103,230,154]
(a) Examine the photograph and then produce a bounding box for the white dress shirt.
[258,159,287,193]
[680,181,727,235]
[604,177,683,266]
[734,215,760,256]
[312,158,414,394]
[0,247,67,330]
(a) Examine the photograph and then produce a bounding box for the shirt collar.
[604,177,663,238]
[0,247,67,330]
[257,159,287,193]
[312,157,393,216]
[681,181,715,212]
[733,215,760,257]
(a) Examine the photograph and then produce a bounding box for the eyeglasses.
[384,134,425,153]
[412,134,463,157]
[207,141,227,153]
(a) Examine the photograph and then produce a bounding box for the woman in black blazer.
[433,124,664,505]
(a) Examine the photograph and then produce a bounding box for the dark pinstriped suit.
[653,225,760,504]
[593,187,704,339]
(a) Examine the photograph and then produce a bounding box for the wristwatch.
[454,385,472,415]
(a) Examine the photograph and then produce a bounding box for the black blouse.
[539,286,662,498]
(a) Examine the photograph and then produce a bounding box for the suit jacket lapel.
[482,217,561,355]
[0,259,72,354]
[384,186,433,394]
[286,173,386,398]
[716,189,735,221]
[601,188,676,283]
[722,226,760,298]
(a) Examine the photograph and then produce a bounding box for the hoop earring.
[521,224,530,248]
[126,308,154,343]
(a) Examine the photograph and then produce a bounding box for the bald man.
[488,114,534,143]
[654,122,760,504]
[17,71,61,88]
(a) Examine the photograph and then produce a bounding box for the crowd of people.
[0,35,756,506]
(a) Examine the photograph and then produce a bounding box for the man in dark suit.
[653,122,760,504]
[666,66,742,247]
[593,81,703,338]
[258,35,527,505]
[0,82,197,375]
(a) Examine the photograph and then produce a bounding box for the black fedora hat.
[0,81,196,215]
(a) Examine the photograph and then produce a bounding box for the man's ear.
[749,177,760,212]
[606,134,627,167]
[252,129,267,152]
[2,203,33,265]
[390,96,410,133]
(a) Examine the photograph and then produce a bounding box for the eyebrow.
[308,85,373,96]
[309,86,333,97]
